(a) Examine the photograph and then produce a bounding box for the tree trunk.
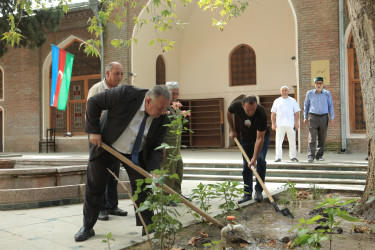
[347,0,375,202]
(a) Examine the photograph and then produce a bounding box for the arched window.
[0,67,3,100]
[230,44,256,86]
[347,32,365,133]
[156,55,166,85]
[49,40,101,135]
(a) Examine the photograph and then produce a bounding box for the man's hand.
[229,130,237,140]
[248,158,256,170]
[271,124,276,131]
[329,119,334,126]
[304,119,308,125]
[89,134,102,147]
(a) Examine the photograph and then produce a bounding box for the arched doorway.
[347,32,366,133]
[42,36,101,137]
[49,40,101,135]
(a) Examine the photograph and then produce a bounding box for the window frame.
[229,44,257,87]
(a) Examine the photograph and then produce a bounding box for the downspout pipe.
[339,0,347,152]
[89,0,104,79]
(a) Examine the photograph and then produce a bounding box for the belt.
[309,113,328,117]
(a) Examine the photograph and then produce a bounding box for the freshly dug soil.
[127,190,375,249]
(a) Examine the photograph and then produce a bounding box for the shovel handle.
[233,137,275,203]
[101,143,225,229]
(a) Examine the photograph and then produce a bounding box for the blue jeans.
[241,134,270,194]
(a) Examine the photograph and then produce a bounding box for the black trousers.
[102,161,120,210]
[83,151,153,229]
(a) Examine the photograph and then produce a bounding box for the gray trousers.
[308,114,328,158]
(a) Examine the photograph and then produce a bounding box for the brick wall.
[0,7,95,152]
[291,0,342,153]
[0,48,40,151]
[347,138,367,153]
[0,1,367,153]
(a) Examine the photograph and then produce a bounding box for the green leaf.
[366,196,375,204]
[338,210,361,222]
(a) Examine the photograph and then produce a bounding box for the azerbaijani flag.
[50,44,74,111]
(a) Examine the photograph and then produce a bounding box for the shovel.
[234,137,294,219]
[100,142,225,229]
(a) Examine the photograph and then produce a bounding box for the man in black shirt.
[227,95,270,203]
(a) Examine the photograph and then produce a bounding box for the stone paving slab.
[0,149,368,249]
[0,180,365,250]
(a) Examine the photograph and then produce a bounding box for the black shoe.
[366,157,368,160]
[254,191,263,202]
[98,210,109,221]
[291,158,299,162]
[308,156,314,163]
[238,194,252,204]
[167,201,177,207]
[142,227,156,236]
[107,207,128,216]
[74,227,95,242]
[275,158,281,162]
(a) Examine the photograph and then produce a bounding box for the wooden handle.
[233,137,274,203]
[101,143,225,229]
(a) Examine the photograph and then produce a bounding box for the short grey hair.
[280,86,289,90]
[105,62,122,73]
[242,95,257,105]
[146,85,171,101]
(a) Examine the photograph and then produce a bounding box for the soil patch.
[127,190,375,249]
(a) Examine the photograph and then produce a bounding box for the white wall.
[132,0,297,147]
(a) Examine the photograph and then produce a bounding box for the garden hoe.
[234,137,294,219]
[100,142,225,229]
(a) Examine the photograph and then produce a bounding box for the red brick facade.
[0,1,367,152]
[291,0,343,152]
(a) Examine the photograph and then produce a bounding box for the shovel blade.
[281,208,294,219]
[272,201,294,219]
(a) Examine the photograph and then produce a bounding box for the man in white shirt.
[87,62,128,221]
[271,86,301,162]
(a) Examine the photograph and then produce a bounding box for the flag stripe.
[53,49,67,107]
[50,44,74,111]
[57,52,74,110]
[50,45,60,106]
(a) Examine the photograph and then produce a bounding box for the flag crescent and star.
[50,44,74,111]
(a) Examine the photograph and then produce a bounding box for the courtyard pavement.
[0,149,368,250]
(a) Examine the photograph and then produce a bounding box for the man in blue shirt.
[303,77,334,162]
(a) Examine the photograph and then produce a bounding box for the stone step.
[183,174,366,185]
[184,162,368,171]
[184,167,367,176]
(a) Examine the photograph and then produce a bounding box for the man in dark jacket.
[74,84,171,242]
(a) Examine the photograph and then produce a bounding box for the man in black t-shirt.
[227,95,270,204]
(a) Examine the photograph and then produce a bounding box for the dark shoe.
[142,227,156,236]
[316,157,324,161]
[238,194,252,204]
[167,200,177,207]
[291,158,299,162]
[98,210,109,221]
[308,156,314,163]
[254,191,263,202]
[74,227,95,242]
[366,157,368,160]
[275,158,281,162]
[107,207,128,216]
